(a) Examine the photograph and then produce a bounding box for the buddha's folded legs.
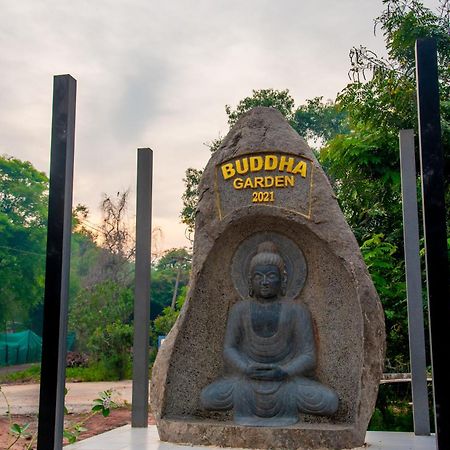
[200,377,235,411]
[294,377,339,415]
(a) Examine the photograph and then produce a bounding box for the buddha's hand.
[246,363,288,381]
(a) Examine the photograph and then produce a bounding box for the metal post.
[37,75,76,450]
[399,129,430,436]
[132,148,153,427]
[415,38,450,449]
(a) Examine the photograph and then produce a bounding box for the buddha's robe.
[201,300,338,426]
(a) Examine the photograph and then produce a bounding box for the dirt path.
[0,381,133,414]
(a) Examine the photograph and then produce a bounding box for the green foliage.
[0,155,48,328]
[361,234,409,370]
[0,363,41,383]
[0,359,130,383]
[66,364,112,382]
[225,89,295,126]
[155,248,191,271]
[70,281,133,352]
[361,235,404,299]
[0,157,141,379]
[294,97,349,146]
[153,286,187,336]
[0,155,115,337]
[67,190,137,375]
[1,384,117,448]
[204,136,224,154]
[321,129,404,244]
[151,248,191,319]
[9,422,30,437]
[369,404,413,431]
[91,389,116,417]
[367,381,430,432]
[328,0,450,244]
[63,388,116,444]
[180,90,347,233]
[63,426,87,445]
[178,1,449,375]
[321,0,449,371]
[87,321,133,380]
[8,422,31,449]
[376,0,450,77]
[153,307,179,336]
[0,155,48,226]
[88,321,133,358]
[180,168,203,239]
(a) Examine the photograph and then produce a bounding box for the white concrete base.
[66,425,436,450]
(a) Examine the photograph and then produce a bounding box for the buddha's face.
[251,264,282,300]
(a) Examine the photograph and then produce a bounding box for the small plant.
[8,423,31,449]
[1,384,32,449]
[63,389,117,444]
[91,389,116,417]
[1,384,118,448]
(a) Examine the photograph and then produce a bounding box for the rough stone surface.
[151,107,385,449]
[157,419,363,450]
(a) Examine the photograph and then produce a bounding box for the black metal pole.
[415,38,450,449]
[37,75,76,450]
[132,148,153,427]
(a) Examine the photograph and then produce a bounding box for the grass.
[368,382,434,432]
[368,403,414,432]
[0,363,41,383]
[66,362,131,382]
[0,362,133,383]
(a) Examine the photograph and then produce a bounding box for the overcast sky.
[0,0,440,252]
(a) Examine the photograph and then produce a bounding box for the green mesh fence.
[0,330,75,366]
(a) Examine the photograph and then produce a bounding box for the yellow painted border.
[214,164,223,220]
[307,162,315,219]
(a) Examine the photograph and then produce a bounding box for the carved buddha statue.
[201,241,338,426]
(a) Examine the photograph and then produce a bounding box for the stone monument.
[151,107,385,449]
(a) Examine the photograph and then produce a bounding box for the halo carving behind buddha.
[231,232,307,300]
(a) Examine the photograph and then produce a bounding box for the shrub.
[87,321,133,380]
[66,351,89,368]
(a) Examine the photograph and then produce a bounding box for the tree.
[320,0,450,370]
[97,191,135,284]
[294,97,349,147]
[180,90,346,233]
[155,248,191,271]
[69,280,133,352]
[153,286,187,336]
[155,248,191,308]
[151,248,191,319]
[68,191,135,355]
[179,1,449,374]
[0,155,48,329]
[225,89,296,127]
[180,168,203,241]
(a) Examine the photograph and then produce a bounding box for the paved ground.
[66,426,437,450]
[0,381,133,414]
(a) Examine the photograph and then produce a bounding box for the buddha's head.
[248,241,287,300]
